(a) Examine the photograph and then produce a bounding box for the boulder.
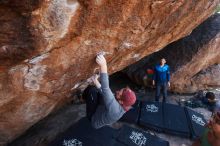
[0,0,219,144]
[190,64,220,92]
[124,14,220,93]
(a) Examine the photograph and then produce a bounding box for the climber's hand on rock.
[96,54,107,73]
[92,74,101,88]
[96,54,107,67]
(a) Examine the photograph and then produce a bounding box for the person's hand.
[152,80,155,86]
[96,54,107,67]
[91,74,101,88]
[168,82,170,88]
[96,54,107,73]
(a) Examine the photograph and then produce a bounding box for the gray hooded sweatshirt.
[91,73,126,129]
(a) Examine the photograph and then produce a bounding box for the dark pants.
[82,85,101,120]
[155,83,167,103]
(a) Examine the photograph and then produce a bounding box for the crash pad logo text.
[63,139,82,146]
[146,104,159,113]
[129,131,147,146]
[192,115,205,126]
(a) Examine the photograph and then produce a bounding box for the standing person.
[82,54,136,129]
[152,58,170,102]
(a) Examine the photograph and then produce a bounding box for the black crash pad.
[120,101,142,124]
[50,117,117,146]
[139,101,164,132]
[116,125,169,146]
[185,107,207,139]
[163,103,191,137]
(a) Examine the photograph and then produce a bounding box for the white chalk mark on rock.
[71,74,100,90]
[71,83,81,90]
[97,50,112,56]
[29,53,49,64]
[24,65,47,91]
[46,0,80,38]
[132,54,140,59]
[123,42,133,49]
[84,40,92,45]
[8,65,28,74]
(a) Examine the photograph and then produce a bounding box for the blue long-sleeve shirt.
[91,73,125,129]
[153,64,170,85]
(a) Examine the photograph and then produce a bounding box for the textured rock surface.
[190,64,220,91]
[0,0,219,145]
[124,14,220,93]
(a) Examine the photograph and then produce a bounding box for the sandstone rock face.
[124,14,220,93]
[190,64,220,91]
[0,0,219,145]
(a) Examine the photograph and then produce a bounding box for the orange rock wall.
[0,0,219,145]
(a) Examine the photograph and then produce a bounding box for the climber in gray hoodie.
[82,54,136,129]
